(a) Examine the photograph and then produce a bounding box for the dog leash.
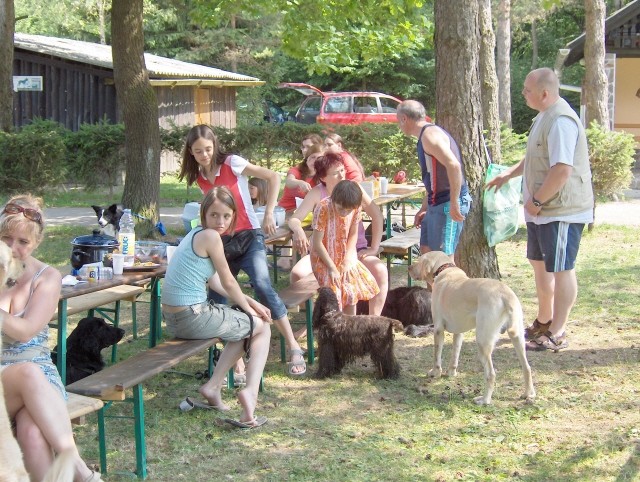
[131,212,167,236]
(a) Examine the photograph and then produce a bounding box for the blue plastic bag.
[483,164,521,247]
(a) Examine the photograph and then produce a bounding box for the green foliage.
[499,124,528,166]
[586,122,636,199]
[280,0,431,76]
[64,120,125,190]
[0,119,67,195]
[158,122,419,181]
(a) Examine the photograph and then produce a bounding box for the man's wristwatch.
[532,196,544,208]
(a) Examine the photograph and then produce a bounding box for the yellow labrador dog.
[0,240,29,481]
[409,251,535,405]
[0,241,75,482]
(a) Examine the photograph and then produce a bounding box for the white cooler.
[182,202,201,233]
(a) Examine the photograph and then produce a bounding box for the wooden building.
[12,33,264,171]
[563,0,640,143]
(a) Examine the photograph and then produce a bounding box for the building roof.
[564,0,640,66]
[14,32,264,87]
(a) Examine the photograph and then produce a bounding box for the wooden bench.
[67,392,104,425]
[66,337,220,479]
[379,227,421,286]
[277,274,319,365]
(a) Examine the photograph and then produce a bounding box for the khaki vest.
[524,98,593,217]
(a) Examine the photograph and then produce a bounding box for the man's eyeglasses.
[2,203,43,225]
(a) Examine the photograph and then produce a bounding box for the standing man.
[397,100,471,257]
[486,68,593,352]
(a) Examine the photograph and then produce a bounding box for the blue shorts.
[420,194,472,255]
[526,221,585,272]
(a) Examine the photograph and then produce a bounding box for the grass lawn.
[38,223,640,481]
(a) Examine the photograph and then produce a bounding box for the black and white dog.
[92,204,123,237]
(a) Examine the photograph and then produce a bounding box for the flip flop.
[224,416,268,429]
[286,348,307,376]
[178,397,229,412]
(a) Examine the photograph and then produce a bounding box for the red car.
[278,82,402,125]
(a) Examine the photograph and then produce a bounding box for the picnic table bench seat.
[66,337,221,479]
[67,392,104,425]
[379,227,421,286]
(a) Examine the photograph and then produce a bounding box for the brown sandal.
[524,319,552,340]
[526,330,568,352]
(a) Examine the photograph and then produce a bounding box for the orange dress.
[310,198,379,309]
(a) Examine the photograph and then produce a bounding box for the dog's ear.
[107,204,119,214]
[92,205,102,215]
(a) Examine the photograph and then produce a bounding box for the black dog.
[52,317,125,384]
[313,287,403,379]
[92,204,123,237]
[357,286,433,337]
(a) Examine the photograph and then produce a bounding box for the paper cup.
[166,246,177,264]
[112,253,125,275]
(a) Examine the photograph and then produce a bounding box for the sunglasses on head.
[2,203,43,225]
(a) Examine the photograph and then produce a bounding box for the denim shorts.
[420,193,472,255]
[162,301,252,342]
[526,221,585,272]
[209,230,288,320]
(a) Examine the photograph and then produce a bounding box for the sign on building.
[13,76,43,92]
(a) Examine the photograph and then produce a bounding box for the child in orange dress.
[310,180,379,314]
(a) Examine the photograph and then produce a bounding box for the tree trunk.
[530,18,538,70]
[478,0,501,164]
[435,0,499,279]
[496,0,512,127]
[111,0,161,238]
[0,0,15,132]
[584,0,609,128]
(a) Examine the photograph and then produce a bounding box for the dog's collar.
[434,262,456,278]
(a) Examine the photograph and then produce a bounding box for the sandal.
[526,330,568,352]
[286,348,307,376]
[524,318,552,340]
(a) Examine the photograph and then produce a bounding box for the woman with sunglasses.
[1,194,102,481]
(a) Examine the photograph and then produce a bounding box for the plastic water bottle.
[118,209,136,267]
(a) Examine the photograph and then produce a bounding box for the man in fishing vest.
[486,67,594,352]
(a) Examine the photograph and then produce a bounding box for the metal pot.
[70,229,119,270]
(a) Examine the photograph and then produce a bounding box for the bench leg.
[56,299,68,384]
[305,299,314,365]
[131,298,138,339]
[98,404,108,474]
[133,384,148,479]
[111,300,121,363]
[407,251,413,287]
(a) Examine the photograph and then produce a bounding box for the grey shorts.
[162,301,252,342]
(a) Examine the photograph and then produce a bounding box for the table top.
[373,183,426,207]
[60,265,167,300]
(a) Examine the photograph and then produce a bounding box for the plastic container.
[135,241,168,264]
[255,206,286,227]
[118,209,136,267]
[182,202,201,233]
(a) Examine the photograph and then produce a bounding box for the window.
[325,96,351,113]
[301,97,322,112]
[380,97,400,113]
[353,96,378,114]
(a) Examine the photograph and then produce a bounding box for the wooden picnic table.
[53,265,167,383]
[372,183,426,239]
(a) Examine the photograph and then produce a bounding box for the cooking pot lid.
[71,229,118,247]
